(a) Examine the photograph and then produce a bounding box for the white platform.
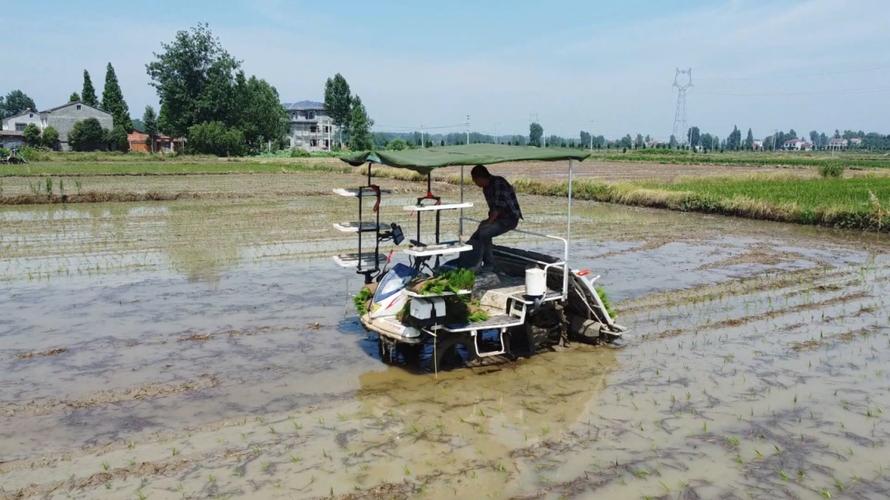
[333,187,392,197]
[403,242,472,257]
[333,222,390,233]
[402,202,473,212]
[332,253,386,268]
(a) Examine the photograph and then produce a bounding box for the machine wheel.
[397,343,423,366]
[433,333,476,371]
[377,335,395,364]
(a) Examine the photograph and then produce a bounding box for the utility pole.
[672,68,693,145]
[420,124,425,148]
[466,115,470,145]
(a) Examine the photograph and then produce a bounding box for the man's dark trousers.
[466,218,518,267]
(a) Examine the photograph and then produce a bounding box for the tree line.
[2,23,375,156]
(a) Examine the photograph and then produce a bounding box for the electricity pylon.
[672,68,693,145]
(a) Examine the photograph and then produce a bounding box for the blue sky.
[4,0,889,139]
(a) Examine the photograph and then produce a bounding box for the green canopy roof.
[341,144,589,174]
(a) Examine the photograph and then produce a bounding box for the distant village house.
[782,138,813,151]
[283,100,337,152]
[0,101,112,151]
[827,138,849,150]
[127,130,184,154]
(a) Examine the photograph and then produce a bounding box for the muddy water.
[1,176,890,499]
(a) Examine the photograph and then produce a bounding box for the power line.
[698,85,890,97]
[697,64,890,82]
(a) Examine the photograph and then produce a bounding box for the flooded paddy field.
[2,172,890,499]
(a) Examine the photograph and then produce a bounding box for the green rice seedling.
[45,177,52,195]
[834,477,845,491]
[354,287,373,315]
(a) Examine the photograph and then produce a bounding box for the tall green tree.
[324,74,353,148]
[687,126,701,148]
[0,90,37,118]
[347,95,373,150]
[81,70,98,107]
[146,24,240,136]
[69,92,81,103]
[102,63,133,131]
[809,130,819,149]
[146,23,285,155]
[726,125,742,150]
[744,128,754,150]
[235,74,287,150]
[529,122,543,147]
[143,105,159,153]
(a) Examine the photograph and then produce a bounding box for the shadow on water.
[336,315,381,361]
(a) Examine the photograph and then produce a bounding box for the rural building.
[127,131,185,154]
[827,137,848,150]
[0,101,113,151]
[782,138,813,151]
[849,137,863,147]
[0,130,25,149]
[752,139,764,151]
[283,100,337,152]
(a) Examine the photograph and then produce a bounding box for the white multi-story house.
[0,101,113,151]
[782,138,813,151]
[283,100,338,152]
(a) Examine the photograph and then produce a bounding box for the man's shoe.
[478,263,497,274]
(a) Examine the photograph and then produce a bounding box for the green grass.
[644,176,890,213]
[508,175,890,232]
[0,160,349,176]
[586,148,890,170]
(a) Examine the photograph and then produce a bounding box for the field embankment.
[585,148,890,170]
[3,155,890,232]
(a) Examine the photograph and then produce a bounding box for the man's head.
[471,164,491,188]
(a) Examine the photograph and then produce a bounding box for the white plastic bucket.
[525,268,546,297]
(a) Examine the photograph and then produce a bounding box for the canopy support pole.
[459,166,465,240]
[565,159,574,297]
